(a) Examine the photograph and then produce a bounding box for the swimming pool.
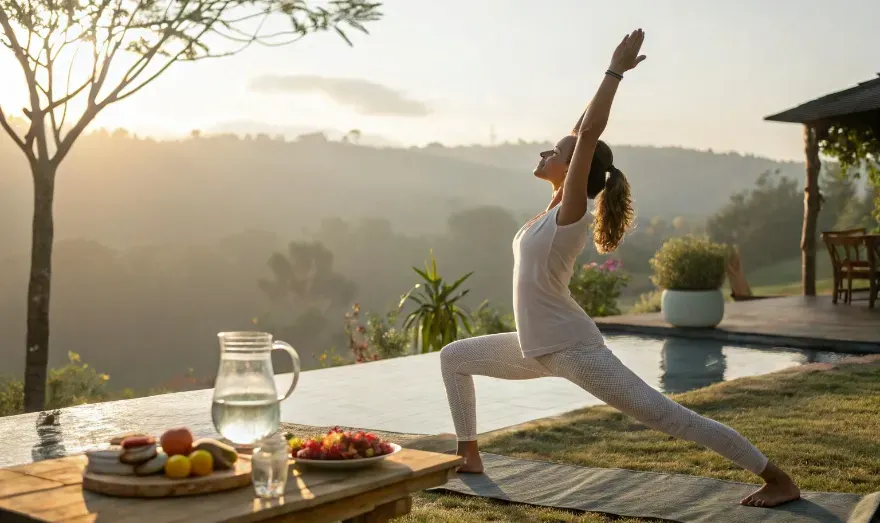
[0,333,848,467]
[604,334,844,394]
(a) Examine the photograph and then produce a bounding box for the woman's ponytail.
[592,165,634,254]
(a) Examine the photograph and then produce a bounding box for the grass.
[403,358,880,522]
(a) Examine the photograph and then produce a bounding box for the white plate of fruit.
[286,427,401,470]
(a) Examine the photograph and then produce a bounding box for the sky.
[0,0,878,161]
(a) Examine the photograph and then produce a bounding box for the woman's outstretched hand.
[609,29,646,75]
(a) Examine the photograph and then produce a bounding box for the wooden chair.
[865,235,880,308]
[822,232,876,306]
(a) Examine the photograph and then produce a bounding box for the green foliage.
[400,251,473,353]
[0,377,23,417]
[0,351,111,416]
[650,236,727,291]
[46,351,112,408]
[469,300,515,335]
[316,347,350,369]
[706,170,803,272]
[819,124,879,220]
[630,289,662,314]
[568,259,631,317]
[341,303,410,364]
[365,310,410,360]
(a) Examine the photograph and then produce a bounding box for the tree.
[399,251,472,354]
[258,241,356,313]
[706,170,803,272]
[0,0,382,411]
[819,123,880,221]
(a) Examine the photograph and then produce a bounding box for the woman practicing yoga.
[439,29,801,508]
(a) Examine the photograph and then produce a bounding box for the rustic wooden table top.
[0,449,463,522]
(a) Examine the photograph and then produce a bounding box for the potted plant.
[649,236,728,328]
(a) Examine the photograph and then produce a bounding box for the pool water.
[604,334,844,394]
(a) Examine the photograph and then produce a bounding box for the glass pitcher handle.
[272,340,300,402]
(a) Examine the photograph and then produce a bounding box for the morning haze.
[0,0,877,397]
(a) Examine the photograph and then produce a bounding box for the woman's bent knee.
[440,340,468,369]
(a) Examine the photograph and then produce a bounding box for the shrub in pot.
[649,236,728,328]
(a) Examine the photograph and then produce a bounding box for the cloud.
[249,75,430,117]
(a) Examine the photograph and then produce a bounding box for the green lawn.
[403,357,880,522]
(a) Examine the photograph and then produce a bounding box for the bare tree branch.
[0,106,28,153]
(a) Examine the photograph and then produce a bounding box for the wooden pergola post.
[764,77,879,298]
[802,124,821,296]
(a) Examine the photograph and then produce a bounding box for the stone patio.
[0,335,842,467]
[594,296,879,353]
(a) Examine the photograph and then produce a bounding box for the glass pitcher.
[211,331,300,445]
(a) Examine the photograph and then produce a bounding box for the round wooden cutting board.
[82,457,252,498]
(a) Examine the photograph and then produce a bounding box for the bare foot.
[742,461,800,508]
[740,482,801,508]
[456,440,484,474]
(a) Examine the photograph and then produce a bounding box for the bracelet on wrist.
[605,69,623,80]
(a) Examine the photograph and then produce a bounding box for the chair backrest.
[822,228,867,239]
[824,235,868,268]
[823,229,869,266]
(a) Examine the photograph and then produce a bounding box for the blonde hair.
[592,166,634,253]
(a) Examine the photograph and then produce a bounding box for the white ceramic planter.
[661,289,725,328]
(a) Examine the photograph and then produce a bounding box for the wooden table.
[0,449,462,522]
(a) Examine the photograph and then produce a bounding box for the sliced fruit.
[120,443,158,464]
[164,454,191,479]
[87,460,136,476]
[109,433,152,446]
[135,453,168,476]
[120,435,156,449]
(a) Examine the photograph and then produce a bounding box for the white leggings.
[439,332,769,475]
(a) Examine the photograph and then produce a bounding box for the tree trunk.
[801,124,821,297]
[23,163,57,413]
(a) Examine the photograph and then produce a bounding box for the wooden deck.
[595,296,879,353]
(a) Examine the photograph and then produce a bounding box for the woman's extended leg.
[538,345,800,507]
[439,332,549,473]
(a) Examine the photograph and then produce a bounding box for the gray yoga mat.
[430,453,877,523]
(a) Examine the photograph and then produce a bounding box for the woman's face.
[533,135,576,186]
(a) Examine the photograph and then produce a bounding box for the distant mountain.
[207,120,399,147]
[0,131,802,255]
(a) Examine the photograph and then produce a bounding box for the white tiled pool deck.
[0,335,840,467]
[277,352,589,436]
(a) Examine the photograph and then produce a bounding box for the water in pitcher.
[211,393,280,445]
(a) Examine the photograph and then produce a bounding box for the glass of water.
[251,433,290,499]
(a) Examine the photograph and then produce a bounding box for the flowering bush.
[342,303,411,364]
[650,236,728,291]
[569,259,631,317]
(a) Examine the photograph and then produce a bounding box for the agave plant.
[399,251,473,354]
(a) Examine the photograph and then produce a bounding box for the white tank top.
[512,205,605,358]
